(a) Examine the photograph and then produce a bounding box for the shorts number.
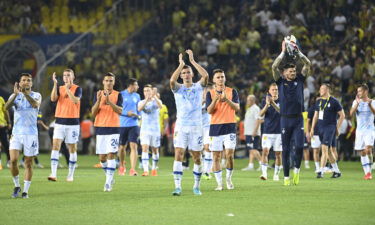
[111,139,119,147]
[31,141,37,149]
[198,136,203,145]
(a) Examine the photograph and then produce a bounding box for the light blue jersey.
[352,100,375,131]
[11,92,41,135]
[120,90,140,127]
[139,99,160,135]
[173,83,203,128]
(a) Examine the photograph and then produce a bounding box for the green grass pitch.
[0,154,374,225]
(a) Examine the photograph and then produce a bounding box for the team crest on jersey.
[282,128,285,134]
[294,82,297,86]
[328,103,330,107]
[133,97,137,102]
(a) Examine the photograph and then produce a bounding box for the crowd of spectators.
[73,0,375,119]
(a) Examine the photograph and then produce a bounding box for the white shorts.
[9,134,39,157]
[53,124,80,144]
[311,135,321,149]
[173,126,203,151]
[140,133,160,148]
[209,133,236,151]
[355,130,375,150]
[203,126,210,146]
[262,134,282,151]
[96,134,120,155]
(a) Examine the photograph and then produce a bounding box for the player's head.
[212,69,226,86]
[247,95,256,106]
[103,72,115,90]
[282,63,296,80]
[319,83,331,97]
[357,83,369,99]
[180,65,193,82]
[63,69,75,83]
[152,87,160,98]
[143,84,153,98]
[268,83,278,98]
[19,73,33,90]
[127,78,139,92]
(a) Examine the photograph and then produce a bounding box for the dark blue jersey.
[260,98,281,134]
[276,74,305,116]
[314,97,342,127]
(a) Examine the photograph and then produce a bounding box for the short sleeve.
[206,91,212,108]
[371,100,375,108]
[314,100,320,112]
[351,100,357,108]
[117,93,123,106]
[75,87,82,98]
[232,89,239,103]
[335,99,343,112]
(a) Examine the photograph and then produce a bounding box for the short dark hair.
[321,83,331,91]
[213,69,224,76]
[127,78,137,87]
[283,63,296,71]
[64,68,74,75]
[144,84,153,89]
[182,65,192,70]
[19,73,32,81]
[358,83,369,91]
[104,72,115,78]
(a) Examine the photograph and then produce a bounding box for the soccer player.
[310,84,344,178]
[170,49,208,196]
[259,83,282,181]
[202,84,213,179]
[5,73,41,198]
[138,84,162,176]
[118,78,140,176]
[242,95,261,171]
[207,69,240,191]
[91,72,123,191]
[0,95,11,170]
[349,84,375,180]
[271,39,311,186]
[48,69,82,182]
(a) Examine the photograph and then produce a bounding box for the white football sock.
[100,161,108,174]
[193,164,202,189]
[361,156,370,174]
[331,162,340,173]
[141,152,149,172]
[13,175,20,187]
[105,159,116,185]
[152,153,159,170]
[23,180,31,193]
[173,161,183,189]
[214,170,223,187]
[50,150,59,177]
[68,152,77,178]
[226,168,233,180]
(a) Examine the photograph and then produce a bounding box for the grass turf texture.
[0,154,374,225]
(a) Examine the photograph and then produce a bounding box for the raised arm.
[186,49,208,87]
[259,97,270,117]
[91,91,102,117]
[298,50,312,77]
[271,41,286,81]
[65,78,80,104]
[23,92,40,108]
[170,53,184,91]
[138,98,149,112]
[105,90,122,115]
[5,83,20,110]
[51,72,58,102]
[350,97,360,117]
[207,91,220,114]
